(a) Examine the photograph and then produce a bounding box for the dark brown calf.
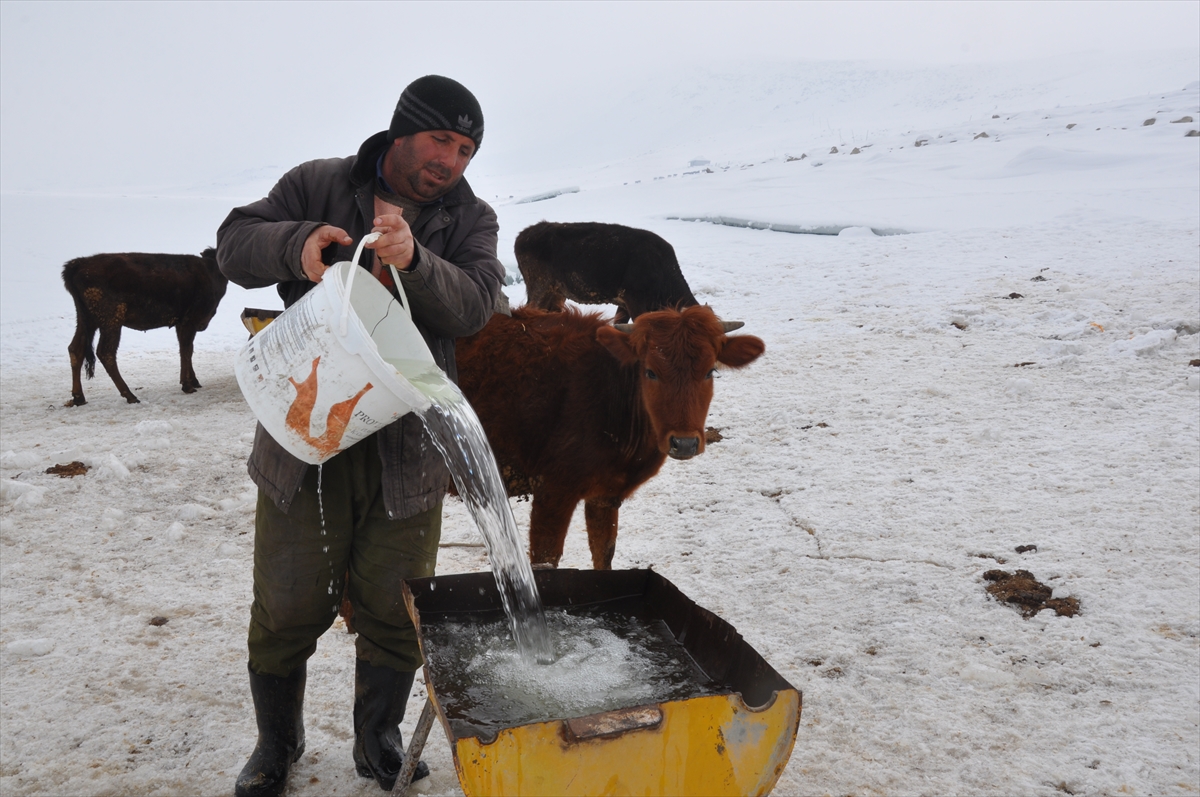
[63,248,228,405]
[456,304,764,569]
[516,221,701,323]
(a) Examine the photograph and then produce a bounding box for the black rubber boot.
[235,663,306,797]
[353,660,430,790]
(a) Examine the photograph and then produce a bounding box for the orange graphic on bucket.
[286,356,374,457]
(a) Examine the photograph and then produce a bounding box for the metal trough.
[400,568,801,796]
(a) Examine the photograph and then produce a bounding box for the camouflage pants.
[247,435,441,677]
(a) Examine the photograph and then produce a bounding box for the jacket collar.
[350,131,478,209]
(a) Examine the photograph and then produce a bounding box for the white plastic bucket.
[234,234,444,465]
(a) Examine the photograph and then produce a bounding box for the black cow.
[516,221,701,323]
[63,248,228,405]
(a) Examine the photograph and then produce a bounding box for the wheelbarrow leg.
[390,697,436,797]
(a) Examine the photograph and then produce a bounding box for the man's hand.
[301,225,353,283]
[367,214,415,271]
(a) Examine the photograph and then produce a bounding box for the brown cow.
[455,304,764,569]
[516,221,702,323]
[63,248,228,406]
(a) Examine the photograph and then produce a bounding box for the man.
[217,75,503,797]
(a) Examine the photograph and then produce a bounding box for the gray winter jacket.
[217,131,504,519]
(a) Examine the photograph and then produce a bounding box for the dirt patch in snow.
[983,569,1081,618]
[45,461,89,478]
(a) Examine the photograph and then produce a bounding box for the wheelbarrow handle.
[390,697,437,797]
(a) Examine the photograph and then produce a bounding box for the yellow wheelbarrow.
[397,569,801,796]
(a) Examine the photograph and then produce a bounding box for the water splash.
[423,608,723,735]
[400,363,554,665]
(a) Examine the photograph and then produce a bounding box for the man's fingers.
[374,214,409,229]
[320,226,353,246]
[301,225,350,283]
[304,261,328,283]
[368,215,411,239]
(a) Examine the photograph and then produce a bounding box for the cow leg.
[177,326,200,392]
[584,498,621,570]
[66,318,96,407]
[522,268,566,313]
[95,325,139,404]
[528,492,578,568]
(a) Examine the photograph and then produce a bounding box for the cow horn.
[613,323,635,333]
[721,321,745,332]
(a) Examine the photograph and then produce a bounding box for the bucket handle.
[339,233,414,337]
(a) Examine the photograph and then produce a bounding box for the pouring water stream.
[357,233,554,664]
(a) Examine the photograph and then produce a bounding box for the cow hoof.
[182,385,198,394]
[124,395,141,404]
[66,396,86,407]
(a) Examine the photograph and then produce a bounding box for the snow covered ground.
[2,54,1198,796]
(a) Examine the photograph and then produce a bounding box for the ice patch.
[515,187,579,204]
[0,450,44,469]
[95,454,130,480]
[1050,322,1103,341]
[178,503,215,520]
[214,541,240,559]
[53,445,92,464]
[1004,377,1032,396]
[6,638,55,658]
[135,420,174,436]
[1109,328,1177,358]
[958,661,1016,685]
[1,479,45,507]
[669,215,911,236]
[1037,341,1086,359]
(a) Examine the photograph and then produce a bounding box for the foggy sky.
[1,0,1197,194]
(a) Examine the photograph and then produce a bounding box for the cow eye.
[645,369,658,380]
[705,368,717,380]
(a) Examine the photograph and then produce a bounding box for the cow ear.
[718,334,765,368]
[596,325,639,366]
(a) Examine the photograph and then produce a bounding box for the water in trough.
[420,604,726,739]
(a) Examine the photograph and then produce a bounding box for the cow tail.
[81,325,96,379]
[62,262,97,379]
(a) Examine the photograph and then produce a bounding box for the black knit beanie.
[387,75,484,151]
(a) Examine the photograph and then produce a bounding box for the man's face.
[384,130,476,202]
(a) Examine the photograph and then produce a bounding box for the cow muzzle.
[668,435,700,460]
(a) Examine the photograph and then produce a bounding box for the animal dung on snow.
[983,569,1080,618]
[45,461,89,478]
